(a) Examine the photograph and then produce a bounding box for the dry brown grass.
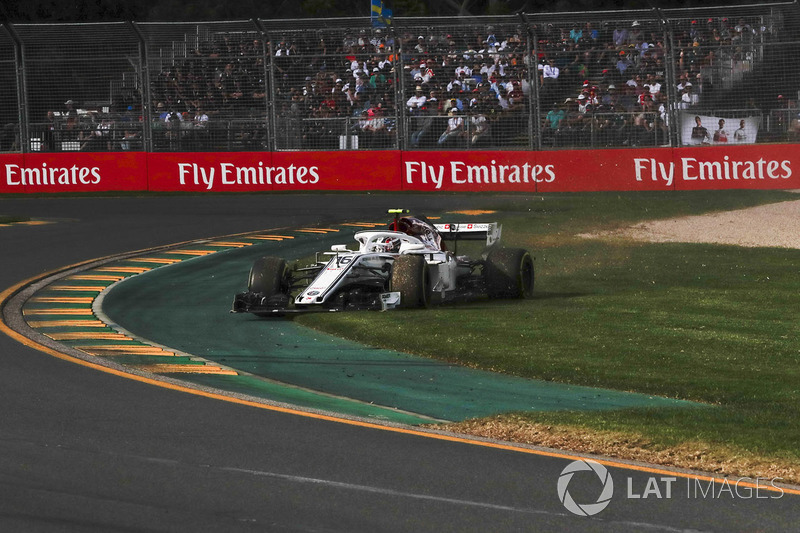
[434,415,800,484]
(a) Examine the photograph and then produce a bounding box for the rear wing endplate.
[434,223,502,247]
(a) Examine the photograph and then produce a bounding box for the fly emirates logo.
[178,162,320,190]
[634,156,792,186]
[405,160,556,189]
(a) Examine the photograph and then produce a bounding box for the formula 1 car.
[232,210,534,315]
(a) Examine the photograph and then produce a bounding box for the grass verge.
[297,190,800,482]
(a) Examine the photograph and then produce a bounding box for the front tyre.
[390,255,432,308]
[485,248,534,299]
[248,256,290,296]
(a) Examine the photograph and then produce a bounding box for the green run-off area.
[101,226,693,424]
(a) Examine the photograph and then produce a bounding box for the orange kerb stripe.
[130,258,183,264]
[96,267,151,273]
[30,297,94,304]
[24,309,94,316]
[135,364,238,375]
[166,250,215,256]
[28,320,106,328]
[49,286,106,292]
[68,275,126,281]
[208,242,252,247]
[46,332,132,341]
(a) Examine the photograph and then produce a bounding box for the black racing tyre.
[248,256,290,295]
[485,248,534,299]
[389,254,432,308]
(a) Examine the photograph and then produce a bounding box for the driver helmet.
[379,236,400,253]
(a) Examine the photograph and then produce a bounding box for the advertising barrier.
[0,152,147,194]
[1,146,798,194]
[147,151,402,192]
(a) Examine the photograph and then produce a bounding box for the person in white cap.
[438,107,465,146]
[406,85,427,112]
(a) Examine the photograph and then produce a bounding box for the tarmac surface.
[1,193,798,532]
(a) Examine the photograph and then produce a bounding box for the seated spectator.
[652,116,669,146]
[438,107,465,146]
[612,23,629,47]
[545,102,566,130]
[406,85,427,113]
[63,100,79,142]
[443,95,463,114]
[409,98,439,148]
[120,127,141,151]
[556,100,586,146]
[190,107,209,149]
[680,85,698,108]
[644,74,662,97]
[80,114,114,151]
[370,67,387,90]
[362,107,393,148]
[495,86,510,111]
[469,106,491,146]
[629,112,652,146]
[616,51,632,77]
[42,111,57,152]
[577,94,591,114]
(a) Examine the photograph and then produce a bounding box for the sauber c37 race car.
[232,210,534,315]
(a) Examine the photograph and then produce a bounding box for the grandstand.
[0,2,798,153]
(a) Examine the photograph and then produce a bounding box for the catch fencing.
[1,2,798,154]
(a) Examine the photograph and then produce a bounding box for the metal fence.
[1,2,798,153]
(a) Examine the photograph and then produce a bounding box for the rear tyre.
[248,256,290,296]
[485,248,534,299]
[390,255,432,308]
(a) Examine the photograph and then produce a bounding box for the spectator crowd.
[23,11,795,153]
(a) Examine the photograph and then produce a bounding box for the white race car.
[232,210,534,315]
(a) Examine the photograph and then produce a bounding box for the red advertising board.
[2,146,799,193]
[0,152,147,193]
[271,151,401,191]
[147,151,401,192]
[0,153,24,194]
[147,152,274,192]
[400,149,678,192]
[401,146,800,192]
[537,148,679,192]
[672,144,798,191]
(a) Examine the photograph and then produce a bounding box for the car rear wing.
[434,223,502,247]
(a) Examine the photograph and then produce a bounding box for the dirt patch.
[583,198,800,249]
[438,416,800,484]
